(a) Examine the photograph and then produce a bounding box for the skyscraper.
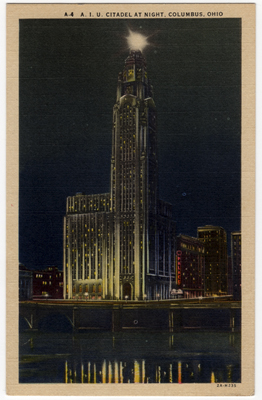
[197,225,228,296]
[63,50,176,300]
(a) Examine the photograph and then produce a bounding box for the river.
[19,330,240,384]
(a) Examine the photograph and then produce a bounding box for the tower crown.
[125,50,146,66]
[116,50,153,101]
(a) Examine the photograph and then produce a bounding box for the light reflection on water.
[19,331,240,384]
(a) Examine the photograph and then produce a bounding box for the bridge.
[19,297,241,333]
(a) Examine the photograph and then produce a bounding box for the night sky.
[19,18,241,270]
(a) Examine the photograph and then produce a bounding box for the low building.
[176,234,205,298]
[19,263,33,300]
[33,266,63,300]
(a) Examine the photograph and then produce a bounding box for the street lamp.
[157,293,160,301]
[125,295,128,302]
[84,292,88,301]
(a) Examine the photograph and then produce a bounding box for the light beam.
[126,29,149,52]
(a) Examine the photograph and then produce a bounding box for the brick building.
[176,234,205,298]
[32,266,63,300]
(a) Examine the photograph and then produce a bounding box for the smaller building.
[227,256,233,296]
[197,225,228,296]
[33,266,63,300]
[19,264,33,300]
[176,234,205,298]
[231,232,241,300]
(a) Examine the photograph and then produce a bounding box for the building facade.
[197,225,228,296]
[33,266,63,300]
[64,50,176,300]
[19,264,33,301]
[176,234,205,298]
[227,256,233,296]
[231,231,241,300]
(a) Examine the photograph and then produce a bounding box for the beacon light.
[126,29,149,52]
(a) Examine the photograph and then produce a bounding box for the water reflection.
[19,331,241,384]
[62,358,238,384]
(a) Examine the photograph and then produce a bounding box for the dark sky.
[19,18,241,270]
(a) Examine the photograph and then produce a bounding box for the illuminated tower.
[63,48,176,300]
[111,50,175,300]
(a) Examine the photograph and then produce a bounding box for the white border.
[2,1,260,399]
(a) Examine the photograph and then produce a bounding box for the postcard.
[6,3,255,396]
